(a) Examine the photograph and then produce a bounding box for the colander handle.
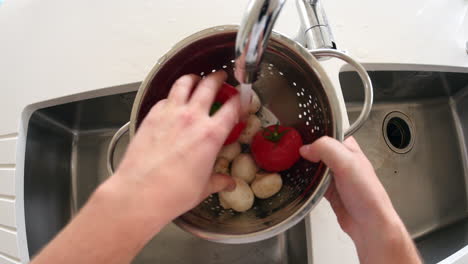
[106,122,130,175]
[309,49,373,138]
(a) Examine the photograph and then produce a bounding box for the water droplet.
[296,92,301,96]
[306,121,310,125]
[293,82,297,86]
[299,103,302,107]
[222,65,227,69]
[231,59,235,63]
[299,114,302,119]
[200,72,205,76]
[212,69,216,73]
[279,71,284,76]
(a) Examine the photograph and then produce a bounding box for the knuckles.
[201,122,225,144]
[178,109,196,127]
[173,74,196,88]
[144,100,229,146]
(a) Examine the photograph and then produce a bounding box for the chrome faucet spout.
[234,0,286,84]
[234,0,335,85]
[296,0,335,50]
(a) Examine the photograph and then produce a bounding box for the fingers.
[143,99,168,126]
[206,174,236,194]
[152,99,168,111]
[300,136,357,176]
[212,95,241,133]
[189,71,227,112]
[167,74,200,105]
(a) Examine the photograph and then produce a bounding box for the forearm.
[31,176,170,264]
[352,212,421,264]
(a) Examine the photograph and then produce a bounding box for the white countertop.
[0,0,467,263]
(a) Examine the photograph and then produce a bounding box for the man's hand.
[31,71,240,264]
[113,71,238,221]
[300,136,422,264]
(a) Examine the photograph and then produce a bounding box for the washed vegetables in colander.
[218,142,241,161]
[251,125,303,172]
[219,177,254,212]
[238,115,262,144]
[211,88,303,213]
[251,172,283,199]
[231,153,257,184]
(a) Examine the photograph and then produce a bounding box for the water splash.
[238,83,253,117]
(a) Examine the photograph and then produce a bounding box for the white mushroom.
[251,173,283,199]
[249,90,261,114]
[213,157,230,175]
[219,195,231,209]
[218,177,254,212]
[231,154,257,183]
[218,142,241,161]
[238,115,262,144]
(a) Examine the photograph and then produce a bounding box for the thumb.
[299,136,358,177]
[206,174,236,195]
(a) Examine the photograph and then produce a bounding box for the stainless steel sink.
[341,70,468,263]
[23,85,310,263]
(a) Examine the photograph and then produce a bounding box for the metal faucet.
[234,0,336,84]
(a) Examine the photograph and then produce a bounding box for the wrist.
[352,212,420,263]
[91,175,173,239]
[352,208,404,243]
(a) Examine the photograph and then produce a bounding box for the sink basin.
[23,85,310,263]
[340,70,468,263]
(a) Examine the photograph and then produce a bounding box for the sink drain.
[383,112,414,154]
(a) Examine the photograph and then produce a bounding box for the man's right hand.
[300,136,421,264]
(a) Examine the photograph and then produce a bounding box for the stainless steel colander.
[107,25,373,244]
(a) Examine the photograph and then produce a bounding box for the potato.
[251,173,283,199]
[249,90,261,114]
[218,177,254,212]
[213,157,230,175]
[231,154,257,183]
[218,142,241,161]
[239,115,262,144]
